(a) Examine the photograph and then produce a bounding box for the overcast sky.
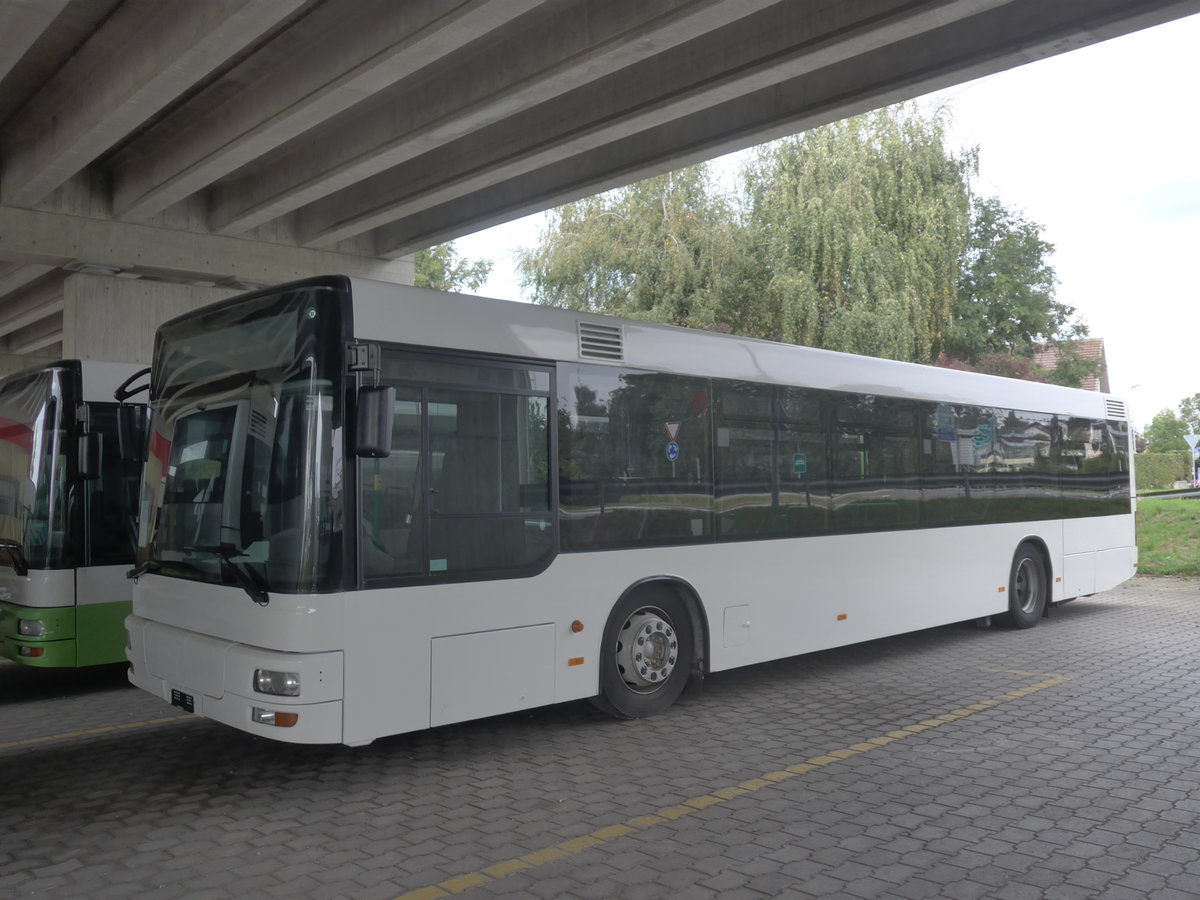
[455,12,1200,431]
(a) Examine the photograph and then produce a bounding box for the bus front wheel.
[1003,544,1048,629]
[592,587,695,719]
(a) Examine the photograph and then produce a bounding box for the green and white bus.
[125,276,1135,744]
[0,360,147,667]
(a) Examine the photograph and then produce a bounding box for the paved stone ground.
[3,575,1200,899]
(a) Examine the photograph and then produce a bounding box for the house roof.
[1033,338,1110,393]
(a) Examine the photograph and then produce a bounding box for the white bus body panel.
[128,514,1133,746]
[75,564,132,607]
[1062,515,1138,600]
[0,568,74,608]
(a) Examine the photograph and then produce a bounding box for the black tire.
[1002,543,1048,629]
[591,586,695,719]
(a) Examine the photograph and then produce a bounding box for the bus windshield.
[141,285,345,593]
[0,367,72,569]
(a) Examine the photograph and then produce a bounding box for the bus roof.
[347,276,1128,422]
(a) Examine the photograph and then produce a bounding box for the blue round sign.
[666,441,680,461]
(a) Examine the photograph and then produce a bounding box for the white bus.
[125,276,1135,745]
[0,360,147,667]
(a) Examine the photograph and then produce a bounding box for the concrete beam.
[0,353,61,377]
[1,0,308,208]
[112,0,543,220]
[297,0,1002,249]
[0,0,70,84]
[361,0,1200,255]
[0,205,413,286]
[7,317,64,356]
[205,0,774,235]
[0,275,65,340]
[0,263,57,298]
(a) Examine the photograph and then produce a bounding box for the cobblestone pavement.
[3,575,1200,899]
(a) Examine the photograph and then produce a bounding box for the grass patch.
[1137,498,1200,576]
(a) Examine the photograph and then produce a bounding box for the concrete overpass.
[1,0,1197,369]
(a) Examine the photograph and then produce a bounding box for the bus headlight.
[17,619,45,636]
[253,669,301,696]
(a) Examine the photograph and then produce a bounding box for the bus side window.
[713,381,828,540]
[558,364,712,550]
[832,395,919,531]
[427,390,551,573]
[362,354,554,582]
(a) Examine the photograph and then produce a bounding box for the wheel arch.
[615,575,711,676]
[1012,535,1054,608]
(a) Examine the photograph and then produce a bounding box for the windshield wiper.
[0,539,29,576]
[127,558,163,580]
[186,543,270,606]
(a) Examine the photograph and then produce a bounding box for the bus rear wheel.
[592,587,695,719]
[1003,544,1048,629]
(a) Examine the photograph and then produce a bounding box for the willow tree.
[517,104,1064,367]
[517,165,744,331]
[413,241,492,293]
[739,104,974,361]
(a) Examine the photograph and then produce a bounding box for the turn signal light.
[252,707,299,727]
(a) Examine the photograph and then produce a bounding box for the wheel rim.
[615,607,678,693]
[1014,557,1043,614]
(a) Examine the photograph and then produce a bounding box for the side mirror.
[78,432,101,480]
[117,404,149,462]
[356,386,395,458]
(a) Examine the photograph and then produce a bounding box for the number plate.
[170,689,195,713]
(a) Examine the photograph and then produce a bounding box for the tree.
[1144,409,1191,453]
[739,103,972,361]
[1178,393,1200,433]
[518,100,1080,370]
[947,196,1082,361]
[517,165,742,331]
[414,242,492,293]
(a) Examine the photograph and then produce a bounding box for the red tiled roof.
[1033,338,1109,392]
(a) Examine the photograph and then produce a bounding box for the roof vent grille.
[578,321,624,361]
[1105,398,1128,420]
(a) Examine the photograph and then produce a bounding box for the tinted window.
[714,381,828,539]
[361,354,553,582]
[832,395,920,531]
[557,366,1131,550]
[85,403,143,566]
[1102,420,1133,515]
[1057,418,1132,517]
[994,411,1062,522]
[559,364,712,549]
[923,404,998,526]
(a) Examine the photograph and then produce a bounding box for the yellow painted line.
[394,670,1074,900]
[480,859,530,879]
[0,713,195,751]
